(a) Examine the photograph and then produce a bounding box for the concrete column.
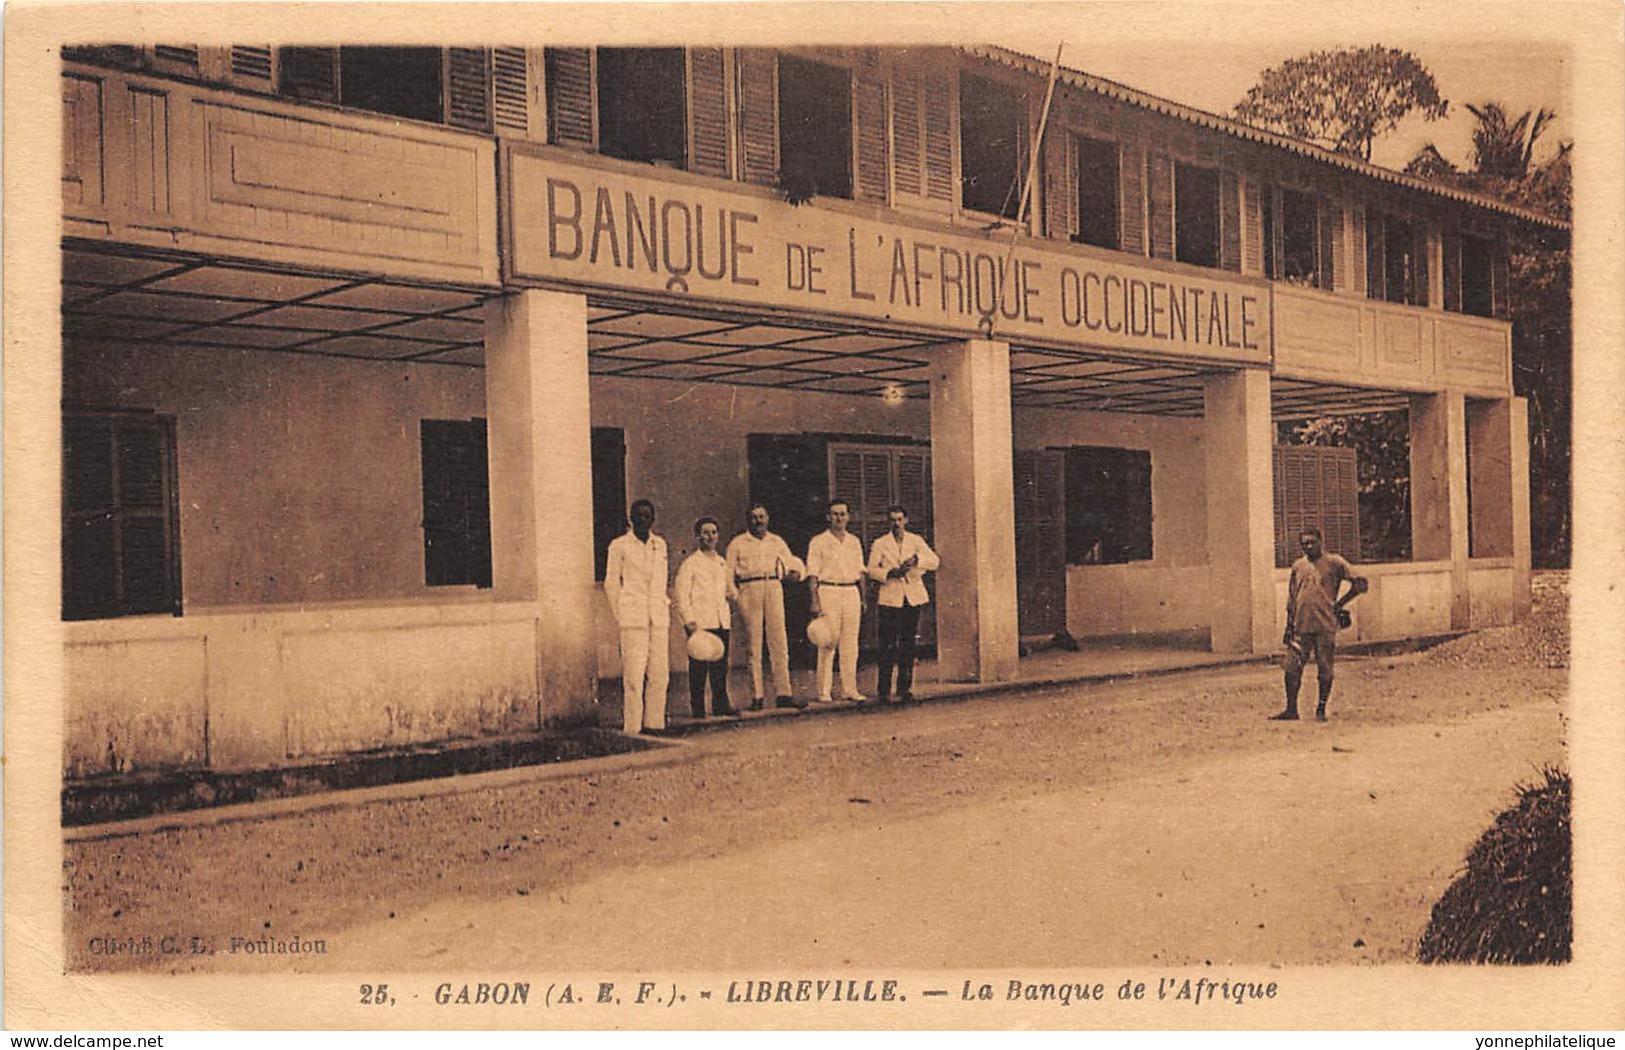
[1468,397,1533,616]
[485,289,598,720]
[1203,368,1278,653]
[929,339,1020,683]
[1410,391,1470,629]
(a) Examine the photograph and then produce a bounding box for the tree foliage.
[1233,46,1449,161]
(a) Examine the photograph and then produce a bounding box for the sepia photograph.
[5,0,1622,1032]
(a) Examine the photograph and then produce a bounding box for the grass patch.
[1418,767,1571,964]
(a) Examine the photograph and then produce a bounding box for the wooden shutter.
[1219,168,1242,271]
[1365,211,1385,300]
[892,67,923,197]
[445,48,491,131]
[1043,135,1073,240]
[150,45,200,77]
[854,67,890,203]
[1442,231,1462,312]
[62,46,144,69]
[1013,449,1067,636]
[1274,445,1359,567]
[736,48,778,187]
[1146,150,1174,260]
[1120,143,1146,255]
[222,45,274,92]
[590,427,627,582]
[1242,178,1264,275]
[490,47,538,139]
[896,450,932,538]
[1413,223,1430,306]
[1349,206,1368,297]
[63,412,180,620]
[688,47,730,177]
[1491,240,1511,320]
[545,47,594,148]
[277,47,338,102]
[922,66,954,202]
[1319,197,1339,291]
[421,419,491,588]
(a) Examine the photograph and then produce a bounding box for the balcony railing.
[1272,282,1511,395]
[62,64,500,286]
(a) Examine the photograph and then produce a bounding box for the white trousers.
[737,580,792,700]
[620,624,669,732]
[815,583,863,700]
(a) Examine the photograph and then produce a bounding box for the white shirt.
[806,530,866,585]
[675,549,735,630]
[604,530,670,627]
[725,531,804,583]
[867,529,940,607]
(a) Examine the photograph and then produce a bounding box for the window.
[420,422,625,586]
[421,419,491,588]
[959,72,1028,219]
[1262,185,1278,279]
[273,47,493,131]
[1460,233,1494,317]
[1073,134,1119,250]
[828,442,932,549]
[596,47,687,166]
[1367,214,1427,306]
[777,55,852,201]
[591,427,627,581]
[1174,162,1220,268]
[337,46,443,123]
[1280,188,1321,286]
[1064,447,1152,565]
[63,411,181,621]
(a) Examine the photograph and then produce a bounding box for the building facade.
[58,44,1561,777]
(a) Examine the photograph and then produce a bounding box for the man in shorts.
[1274,526,1367,722]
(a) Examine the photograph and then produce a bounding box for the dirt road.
[64,629,1566,974]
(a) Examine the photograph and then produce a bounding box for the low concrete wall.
[1066,564,1209,637]
[65,598,550,778]
[1270,560,1455,647]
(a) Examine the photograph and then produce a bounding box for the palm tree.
[1465,102,1558,181]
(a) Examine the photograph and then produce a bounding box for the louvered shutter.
[1120,144,1146,255]
[1219,168,1241,271]
[891,67,923,197]
[922,67,954,202]
[444,48,491,131]
[1013,449,1066,635]
[277,46,338,102]
[1242,178,1264,275]
[491,47,539,139]
[1320,197,1339,291]
[151,45,200,76]
[854,68,889,203]
[225,45,274,91]
[1442,232,1462,312]
[896,451,932,539]
[544,47,594,148]
[1043,135,1072,240]
[1147,150,1174,260]
[1491,240,1511,320]
[736,48,778,187]
[1365,212,1385,300]
[1413,223,1430,306]
[1349,206,1367,297]
[1322,450,1359,563]
[688,47,730,177]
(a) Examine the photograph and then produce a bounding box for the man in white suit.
[604,498,671,733]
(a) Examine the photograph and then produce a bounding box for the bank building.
[57,43,1564,778]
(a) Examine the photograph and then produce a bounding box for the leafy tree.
[1467,102,1559,181]
[1233,46,1449,161]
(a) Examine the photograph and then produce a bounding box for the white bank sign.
[507,148,1271,365]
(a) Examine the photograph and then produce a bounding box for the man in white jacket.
[867,504,940,703]
[675,516,737,719]
[604,499,671,733]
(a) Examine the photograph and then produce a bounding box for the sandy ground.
[64,599,1568,974]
